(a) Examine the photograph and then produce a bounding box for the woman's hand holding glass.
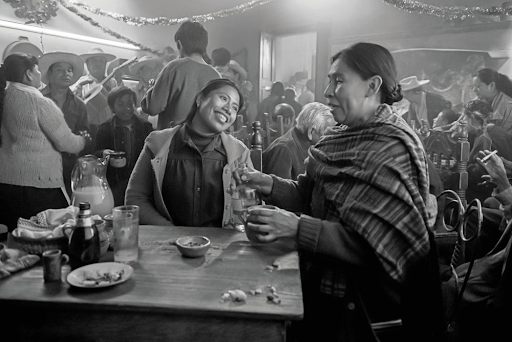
[246,207,299,244]
[232,167,274,196]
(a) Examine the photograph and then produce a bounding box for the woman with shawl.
[236,43,443,342]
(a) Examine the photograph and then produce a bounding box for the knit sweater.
[0,82,85,188]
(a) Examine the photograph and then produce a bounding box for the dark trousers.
[0,183,68,233]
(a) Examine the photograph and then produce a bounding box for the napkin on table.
[0,244,40,280]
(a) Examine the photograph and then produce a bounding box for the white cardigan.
[0,82,85,188]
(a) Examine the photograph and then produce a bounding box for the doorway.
[258,31,317,119]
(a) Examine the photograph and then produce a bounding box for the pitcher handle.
[62,226,74,240]
[70,162,80,193]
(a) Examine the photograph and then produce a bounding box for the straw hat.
[399,76,430,92]
[38,51,84,85]
[79,47,116,63]
[129,56,161,75]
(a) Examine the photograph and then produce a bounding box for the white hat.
[80,47,116,63]
[39,51,84,85]
[399,76,430,92]
[129,56,162,75]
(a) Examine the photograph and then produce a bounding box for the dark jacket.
[95,115,153,205]
[263,127,310,180]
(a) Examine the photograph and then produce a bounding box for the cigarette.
[481,150,498,162]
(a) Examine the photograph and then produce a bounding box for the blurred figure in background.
[129,56,163,128]
[284,87,303,116]
[72,48,118,139]
[256,81,284,122]
[432,107,460,130]
[298,79,315,106]
[94,86,152,206]
[263,102,335,180]
[141,21,220,130]
[472,68,512,135]
[400,75,450,128]
[39,51,90,197]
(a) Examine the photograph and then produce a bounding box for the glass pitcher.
[71,154,114,218]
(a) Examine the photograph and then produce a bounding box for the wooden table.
[0,226,303,342]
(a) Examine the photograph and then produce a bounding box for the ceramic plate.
[67,262,133,288]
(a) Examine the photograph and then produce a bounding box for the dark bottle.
[68,202,100,270]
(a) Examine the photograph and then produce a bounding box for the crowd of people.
[1,17,512,342]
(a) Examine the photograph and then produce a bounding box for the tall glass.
[112,205,139,264]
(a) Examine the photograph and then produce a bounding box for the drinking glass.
[112,205,139,264]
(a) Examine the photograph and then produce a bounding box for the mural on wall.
[392,49,509,107]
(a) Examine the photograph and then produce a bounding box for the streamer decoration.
[57,0,164,55]
[382,0,512,21]
[67,0,276,27]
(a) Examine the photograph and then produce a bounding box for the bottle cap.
[79,202,91,210]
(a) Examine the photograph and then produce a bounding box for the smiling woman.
[125,78,253,228]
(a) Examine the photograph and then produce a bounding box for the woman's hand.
[232,167,274,196]
[245,207,299,243]
[477,150,510,192]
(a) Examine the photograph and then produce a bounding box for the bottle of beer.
[68,202,100,270]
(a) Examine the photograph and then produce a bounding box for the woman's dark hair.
[464,99,494,124]
[270,81,285,97]
[475,68,512,98]
[331,42,402,105]
[107,86,137,112]
[178,78,245,126]
[174,21,208,57]
[0,53,39,147]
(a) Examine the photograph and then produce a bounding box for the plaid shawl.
[307,104,431,283]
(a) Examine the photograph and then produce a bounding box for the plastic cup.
[112,205,139,264]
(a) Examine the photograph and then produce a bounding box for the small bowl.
[175,236,211,258]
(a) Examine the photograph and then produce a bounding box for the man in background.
[39,51,90,197]
[298,79,315,106]
[141,21,220,130]
[400,75,450,128]
[263,102,335,180]
[71,47,118,139]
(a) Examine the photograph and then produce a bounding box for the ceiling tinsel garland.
[57,0,164,56]
[382,0,512,21]
[66,0,276,27]
[3,0,59,24]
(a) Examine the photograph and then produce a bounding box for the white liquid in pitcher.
[72,187,115,218]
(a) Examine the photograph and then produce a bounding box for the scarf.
[307,104,431,284]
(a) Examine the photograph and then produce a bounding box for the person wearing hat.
[71,47,118,139]
[399,75,450,128]
[39,51,91,197]
[141,21,220,130]
[128,55,163,129]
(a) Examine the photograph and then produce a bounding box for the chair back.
[250,121,263,172]
[260,113,285,150]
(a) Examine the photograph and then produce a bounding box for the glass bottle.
[232,163,261,231]
[68,202,100,270]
